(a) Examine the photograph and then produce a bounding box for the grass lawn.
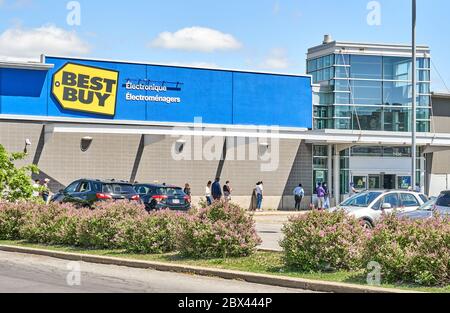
[0,240,448,293]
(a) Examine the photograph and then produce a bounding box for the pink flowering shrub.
[117,210,183,254]
[20,202,78,245]
[76,201,145,249]
[281,210,369,272]
[364,214,450,286]
[176,202,261,258]
[0,201,29,240]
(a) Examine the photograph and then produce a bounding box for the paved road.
[256,222,283,251]
[254,212,304,251]
[0,251,314,293]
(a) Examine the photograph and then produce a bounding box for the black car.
[134,184,191,211]
[52,179,141,207]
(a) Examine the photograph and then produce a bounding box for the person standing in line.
[42,178,51,204]
[293,184,305,211]
[32,179,41,198]
[205,181,213,206]
[223,181,232,203]
[184,183,192,203]
[212,178,223,201]
[349,182,358,196]
[323,183,330,209]
[316,182,326,210]
[414,184,422,193]
[255,182,264,211]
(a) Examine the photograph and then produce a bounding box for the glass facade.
[309,47,430,196]
[308,54,431,132]
[313,145,329,192]
[312,145,426,195]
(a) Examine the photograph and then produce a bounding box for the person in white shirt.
[32,180,40,198]
[205,181,213,206]
[414,184,422,193]
[293,184,305,211]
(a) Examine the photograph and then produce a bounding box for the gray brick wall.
[0,121,313,202]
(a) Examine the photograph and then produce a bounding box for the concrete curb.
[0,245,417,294]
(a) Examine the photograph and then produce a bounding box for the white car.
[330,190,428,228]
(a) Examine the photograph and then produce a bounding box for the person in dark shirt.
[212,178,223,201]
[184,183,192,203]
[223,181,232,203]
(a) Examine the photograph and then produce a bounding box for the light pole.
[411,0,417,190]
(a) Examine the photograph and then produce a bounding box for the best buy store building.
[1,56,450,209]
[0,56,315,209]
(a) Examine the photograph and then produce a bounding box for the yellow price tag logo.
[52,63,119,116]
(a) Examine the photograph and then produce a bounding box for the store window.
[369,175,381,189]
[352,107,382,131]
[313,145,330,194]
[352,147,383,157]
[351,80,382,105]
[384,108,411,132]
[353,176,368,190]
[350,55,382,80]
[335,66,350,79]
[397,176,412,190]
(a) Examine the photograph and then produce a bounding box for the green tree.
[0,144,40,201]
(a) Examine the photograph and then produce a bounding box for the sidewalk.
[250,210,311,217]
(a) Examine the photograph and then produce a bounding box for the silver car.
[397,197,437,220]
[330,190,427,228]
[400,191,450,220]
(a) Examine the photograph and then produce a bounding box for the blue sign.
[0,56,313,128]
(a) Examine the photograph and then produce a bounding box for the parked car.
[52,179,141,207]
[134,184,191,212]
[434,191,450,216]
[397,197,437,220]
[329,190,427,228]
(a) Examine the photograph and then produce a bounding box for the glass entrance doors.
[352,174,412,191]
[383,175,396,190]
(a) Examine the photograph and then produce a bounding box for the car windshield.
[103,184,135,195]
[436,193,450,208]
[157,187,185,197]
[418,198,437,211]
[340,192,382,207]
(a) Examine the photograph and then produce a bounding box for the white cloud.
[261,48,290,70]
[150,26,242,52]
[0,24,90,61]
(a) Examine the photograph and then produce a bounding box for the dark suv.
[134,184,191,212]
[52,179,141,207]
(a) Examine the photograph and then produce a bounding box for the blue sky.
[0,0,449,91]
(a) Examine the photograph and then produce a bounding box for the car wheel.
[361,219,374,229]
